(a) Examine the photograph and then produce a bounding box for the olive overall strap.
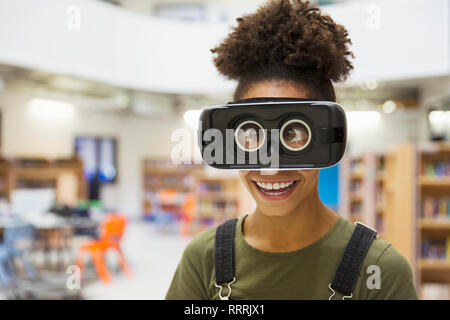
[329,222,378,300]
[214,218,238,300]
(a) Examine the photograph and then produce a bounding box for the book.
[422,197,450,219]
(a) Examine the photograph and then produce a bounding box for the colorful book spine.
[423,161,450,177]
[422,237,450,260]
[422,197,450,219]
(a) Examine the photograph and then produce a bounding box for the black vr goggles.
[198,97,347,169]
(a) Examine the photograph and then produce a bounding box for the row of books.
[144,175,194,188]
[422,161,450,176]
[143,160,202,171]
[350,179,362,192]
[376,157,385,172]
[349,158,365,172]
[197,181,223,193]
[422,197,450,219]
[350,202,362,215]
[422,237,450,260]
[197,199,238,215]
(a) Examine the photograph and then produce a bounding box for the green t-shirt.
[165,215,418,300]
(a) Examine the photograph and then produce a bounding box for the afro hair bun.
[211,0,354,83]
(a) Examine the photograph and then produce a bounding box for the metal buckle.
[328,283,353,300]
[214,277,236,300]
[354,221,378,238]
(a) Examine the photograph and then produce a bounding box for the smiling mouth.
[252,180,298,199]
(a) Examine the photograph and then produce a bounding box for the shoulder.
[359,237,417,299]
[371,241,414,277]
[339,219,417,299]
[184,217,241,259]
[183,225,216,263]
[350,222,414,283]
[362,234,412,280]
[165,225,218,300]
[338,219,397,267]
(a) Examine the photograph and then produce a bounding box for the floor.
[82,221,192,300]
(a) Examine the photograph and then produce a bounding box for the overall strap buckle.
[214,277,236,300]
[214,219,238,300]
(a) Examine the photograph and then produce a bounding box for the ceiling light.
[365,78,378,90]
[382,100,397,114]
[346,111,381,129]
[428,110,450,125]
[28,98,75,120]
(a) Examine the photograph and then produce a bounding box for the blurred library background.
[0,0,449,300]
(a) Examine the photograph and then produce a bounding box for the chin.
[257,207,298,217]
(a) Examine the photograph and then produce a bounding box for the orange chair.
[75,214,132,283]
[180,194,196,237]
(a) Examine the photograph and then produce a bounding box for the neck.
[243,194,338,253]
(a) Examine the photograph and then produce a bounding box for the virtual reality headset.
[198,97,347,169]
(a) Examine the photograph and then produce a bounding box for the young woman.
[166,0,417,300]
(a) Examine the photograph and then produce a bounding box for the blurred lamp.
[365,78,378,90]
[28,99,75,120]
[428,110,450,140]
[382,100,397,114]
[428,110,450,125]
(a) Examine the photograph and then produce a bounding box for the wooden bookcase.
[340,144,417,277]
[416,143,450,297]
[381,144,416,269]
[142,159,254,234]
[341,142,450,298]
[0,157,86,204]
[375,154,387,236]
[141,159,201,220]
[339,153,376,227]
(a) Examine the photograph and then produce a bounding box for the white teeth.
[255,180,296,193]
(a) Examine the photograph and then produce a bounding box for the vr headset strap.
[215,218,238,285]
[330,222,377,298]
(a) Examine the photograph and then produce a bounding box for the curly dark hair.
[211,0,354,101]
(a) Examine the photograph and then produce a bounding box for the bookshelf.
[340,144,416,267]
[141,159,201,220]
[0,158,11,201]
[417,142,450,296]
[380,144,416,268]
[142,159,254,234]
[334,143,450,297]
[375,154,387,237]
[0,157,86,204]
[339,153,376,227]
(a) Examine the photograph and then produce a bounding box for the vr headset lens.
[234,120,265,152]
[280,119,311,151]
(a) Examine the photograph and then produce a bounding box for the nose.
[260,169,279,176]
